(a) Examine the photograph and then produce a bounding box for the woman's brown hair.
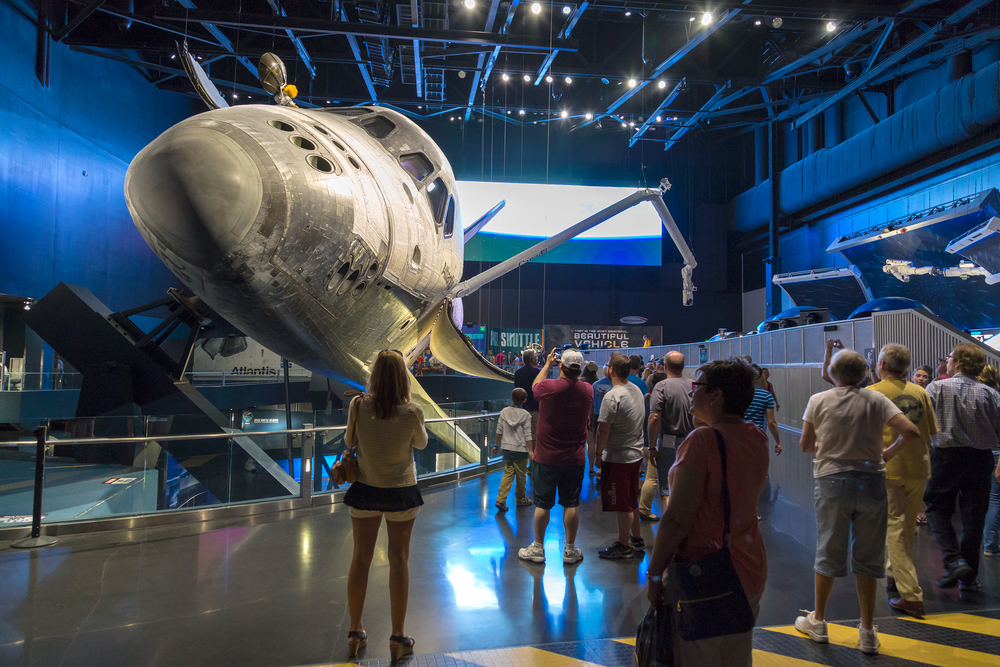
[367,350,410,419]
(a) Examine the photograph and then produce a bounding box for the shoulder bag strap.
[712,428,731,544]
[346,395,361,451]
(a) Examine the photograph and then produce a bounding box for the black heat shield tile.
[773,267,872,320]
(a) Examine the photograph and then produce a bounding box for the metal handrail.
[0,411,501,448]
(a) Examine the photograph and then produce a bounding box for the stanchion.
[12,427,57,549]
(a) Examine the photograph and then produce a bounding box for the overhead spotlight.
[417,105,422,109]
[561,110,568,117]
[657,79,666,89]
[232,93,238,99]
[464,0,475,8]
[524,74,531,82]
[701,12,712,26]
[689,16,696,22]
[23,300,31,311]
[595,119,602,129]
[196,56,203,60]
[624,9,632,16]
[656,115,662,122]
[506,110,511,114]
[327,100,331,103]
[501,72,510,81]
[545,75,553,83]
[621,122,627,128]
[772,17,783,28]
[170,54,176,59]
[585,113,592,119]
[673,116,678,120]
[629,121,635,127]
[531,2,541,14]
[754,19,761,26]
[563,5,571,14]
[519,109,526,115]
[565,76,572,84]
[458,70,467,78]
[826,21,837,32]
[628,78,637,88]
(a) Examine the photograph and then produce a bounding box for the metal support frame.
[11,428,58,549]
[52,0,108,42]
[856,90,880,124]
[341,6,378,102]
[36,0,51,88]
[763,18,890,84]
[534,2,588,84]
[792,0,996,130]
[864,19,895,73]
[583,6,742,128]
[766,122,783,318]
[664,82,732,150]
[629,77,685,146]
[174,0,257,78]
[264,0,315,77]
[479,0,522,96]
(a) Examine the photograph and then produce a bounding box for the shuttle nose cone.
[126,125,263,270]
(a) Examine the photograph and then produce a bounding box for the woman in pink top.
[647,358,770,667]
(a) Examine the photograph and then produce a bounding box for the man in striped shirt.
[746,365,782,455]
[924,343,1000,591]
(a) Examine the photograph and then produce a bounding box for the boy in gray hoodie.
[493,387,534,511]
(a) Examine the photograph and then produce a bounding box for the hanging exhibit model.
[125,47,697,402]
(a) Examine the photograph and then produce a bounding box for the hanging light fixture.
[561,110,568,117]
[563,5,571,14]
[501,72,510,81]
[585,113,593,120]
[701,12,712,26]
[565,77,572,84]
[657,80,666,89]
[464,0,475,8]
[545,75,553,83]
[531,2,542,14]
[524,74,531,82]
[628,78,637,88]
[826,21,837,32]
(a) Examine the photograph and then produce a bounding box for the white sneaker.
[563,544,584,564]
[794,611,829,644]
[859,625,879,655]
[518,542,545,563]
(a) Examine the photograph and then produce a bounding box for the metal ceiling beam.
[264,0,315,78]
[763,17,890,84]
[863,19,895,73]
[467,0,504,120]
[155,9,575,51]
[340,7,377,102]
[791,0,996,130]
[174,1,257,78]
[629,77,685,146]
[535,2,588,84]
[592,5,744,124]
[871,24,1000,83]
[52,0,107,42]
[665,82,732,151]
[705,90,831,118]
[411,0,421,98]
[480,0,522,95]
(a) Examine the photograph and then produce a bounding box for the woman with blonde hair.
[344,350,428,660]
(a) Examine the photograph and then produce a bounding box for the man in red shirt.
[518,347,593,565]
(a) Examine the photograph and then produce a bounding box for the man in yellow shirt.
[869,344,937,618]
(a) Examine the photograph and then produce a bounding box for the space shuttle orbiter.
[124,47,696,460]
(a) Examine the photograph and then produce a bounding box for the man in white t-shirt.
[595,354,646,559]
[795,349,920,656]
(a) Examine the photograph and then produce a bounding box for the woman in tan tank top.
[344,350,428,660]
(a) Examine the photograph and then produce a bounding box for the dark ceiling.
[51,0,1000,148]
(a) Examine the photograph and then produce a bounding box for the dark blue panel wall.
[0,0,197,310]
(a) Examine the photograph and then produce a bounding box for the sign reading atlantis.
[544,325,662,350]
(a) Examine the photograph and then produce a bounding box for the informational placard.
[543,325,662,350]
[103,477,137,485]
[487,328,543,358]
[0,515,44,524]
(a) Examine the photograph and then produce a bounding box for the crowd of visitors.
[345,337,1000,665]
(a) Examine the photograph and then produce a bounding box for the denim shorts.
[654,436,677,496]
[814,471,888,579]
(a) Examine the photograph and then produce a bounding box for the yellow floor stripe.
[767,623,998,666]
[901,612,1000,638]
[612,638,635,646]
[751,650,825,667]
[447,646,605,667]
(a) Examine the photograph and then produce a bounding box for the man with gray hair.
[868,344,937,617]
[645,351,694,515]
[924,343,1000,591]
[796,348,920,655]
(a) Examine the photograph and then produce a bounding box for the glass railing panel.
[1,371,83,391]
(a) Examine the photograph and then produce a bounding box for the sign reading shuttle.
[544,325,662,349]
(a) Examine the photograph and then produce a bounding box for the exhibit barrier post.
[301,424,313,504]
[479,411,489,467]
[12,427,58,549]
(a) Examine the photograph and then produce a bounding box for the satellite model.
[124,46,696,435]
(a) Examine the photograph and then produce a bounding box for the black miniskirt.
[343,482,424,512]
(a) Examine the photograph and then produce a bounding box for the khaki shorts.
[348,506,420,522]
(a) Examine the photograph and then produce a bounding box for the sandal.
[347,630,367,658]
[389,634,415,661]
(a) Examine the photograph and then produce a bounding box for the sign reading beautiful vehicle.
[544,324,662,349]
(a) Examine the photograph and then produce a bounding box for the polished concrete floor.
[1,469,998,667]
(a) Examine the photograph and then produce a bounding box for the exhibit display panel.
[459,181,663,266]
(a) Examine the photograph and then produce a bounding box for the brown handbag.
[332,396,361,485]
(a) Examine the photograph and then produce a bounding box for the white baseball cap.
[560,349,584,371]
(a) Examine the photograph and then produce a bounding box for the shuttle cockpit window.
[443,197,455,238]
[361,116,396,139]
[427,178,448,226]
[399,153,434,181]
[321,108,371,116]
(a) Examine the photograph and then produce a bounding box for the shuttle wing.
[464,200,505,244]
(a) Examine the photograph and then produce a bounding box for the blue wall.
[0,0,197,310]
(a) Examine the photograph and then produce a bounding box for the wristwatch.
[647,574,663,583]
